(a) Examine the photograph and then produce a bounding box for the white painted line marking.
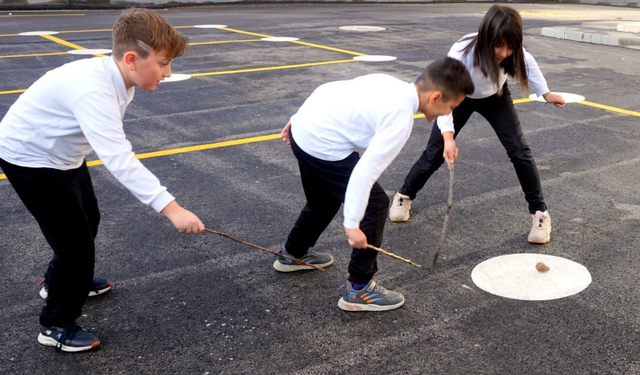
[471,253,591,301]
[19,31,59,36]
[529,92,585,103]
[339,26,386,32]
[194,24,227,29]
[261,37,299,42]
[353,55,397,62]
[162,74,191,83]
[68,49,112,55]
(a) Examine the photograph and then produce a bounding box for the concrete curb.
[541,26,640,50]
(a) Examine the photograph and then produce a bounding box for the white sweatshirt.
[436,33,550,134]
[0,57,175,213]
[290,73,419,229]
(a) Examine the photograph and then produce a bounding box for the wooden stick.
[203,228,326,272]
[366,244,422,268]
[433,163,454,266]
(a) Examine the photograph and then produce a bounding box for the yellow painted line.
[0,33,19,37]
[579,101,640,118]
[40,34,106,57]
[0,89,26,95]
[291,40,367,56]
[0,51,68,59]
[0,134,282,180]
[513,98,534,104]
[0,13,85,18]
[189,59,357,77]
[218,27,273,38]
[189,39,262,46]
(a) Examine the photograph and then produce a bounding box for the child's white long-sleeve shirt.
[0,57,175,213]
[436,33,550,134]
[290,73,419,229]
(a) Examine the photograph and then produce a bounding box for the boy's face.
[128,49,174,91]
[420,91,465,121]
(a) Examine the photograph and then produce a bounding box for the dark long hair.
[462,5,529,95]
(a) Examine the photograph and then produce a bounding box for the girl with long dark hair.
[389,5,565,244]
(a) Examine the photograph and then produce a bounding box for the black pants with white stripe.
[0,158,97,327]
[400,82,547,214]
[284,131,389,284]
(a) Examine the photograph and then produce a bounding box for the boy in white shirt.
[0,8,204,352]
[277,57,474,311]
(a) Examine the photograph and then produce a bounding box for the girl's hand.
[543,92,566,108]
[442,132,458,170]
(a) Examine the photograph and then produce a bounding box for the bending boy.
[277,57,474,311]
[0,8,204,352]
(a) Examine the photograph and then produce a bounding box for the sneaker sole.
[337,297,405,312]
[528,235,551,244]
[37,334,100,352]
[39,282,113,300]
[273,258,334,272]
[389,212,410,222]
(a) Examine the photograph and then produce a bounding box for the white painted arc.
[194,24,227,29]
[68,49,112,55]
[339,26,386,32]
[162,74,192,83]
[261,37,299,42]
[353,55,397,62]
[19,31,59,36]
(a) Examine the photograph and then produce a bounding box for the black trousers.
[0,158,99,327]
[399,83,546,214]
[285,131,389,284]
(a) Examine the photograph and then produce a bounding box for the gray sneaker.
[338,280,405,312]
[273,246,334,272]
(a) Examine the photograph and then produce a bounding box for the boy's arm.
[73,92,204,233]
[342,114,413,247]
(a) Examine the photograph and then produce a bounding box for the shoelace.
[55,324,81,353]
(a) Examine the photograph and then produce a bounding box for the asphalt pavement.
[1,3,639,375]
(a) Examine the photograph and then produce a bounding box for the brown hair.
[415,57,475,101]
[112,8,189,60]
[462,5,529,95]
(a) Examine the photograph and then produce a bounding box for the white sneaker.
[528,210,551,244]
[389,192,412,222]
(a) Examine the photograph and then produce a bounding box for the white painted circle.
[68,49,112,55]
[261,37,299,42]
[529,92,585,103]
[19,31,59,36]
[339,26,386,32]
[194,24,227,29]
[162,74,191,83]
[353,55,397,62]
[471,253,591,301]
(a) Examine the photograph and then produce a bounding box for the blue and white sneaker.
[273,246,333,272]
[338,280,405,312]
[38,323,100,353]
[39,277,113,299]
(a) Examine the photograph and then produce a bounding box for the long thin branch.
[366,244,422,268]
[433,163,455,266]
[204,228,326,272]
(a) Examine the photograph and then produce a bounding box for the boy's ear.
[123,51,138,71]
[429,91,443,104]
